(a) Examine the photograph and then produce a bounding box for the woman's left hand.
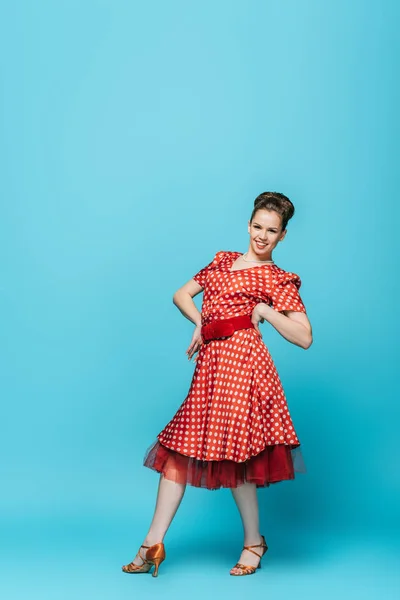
[251,304,265,339]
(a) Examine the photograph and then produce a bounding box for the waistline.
[201,314,255,343]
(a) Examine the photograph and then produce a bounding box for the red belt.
[201,314,255,343]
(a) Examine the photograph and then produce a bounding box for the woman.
[122,191,313,577]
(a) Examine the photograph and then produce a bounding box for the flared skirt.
[143,329,305,490]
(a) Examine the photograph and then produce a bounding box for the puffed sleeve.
[270,271,307,313]
[192,251,225,289]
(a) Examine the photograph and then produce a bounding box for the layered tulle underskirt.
[143,439,306,490]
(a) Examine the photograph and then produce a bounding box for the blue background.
[1,1,399,598]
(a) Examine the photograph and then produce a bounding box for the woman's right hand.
[186,324,203,362]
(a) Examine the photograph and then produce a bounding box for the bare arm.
[254,303,313,349]
[172,278,203,327]
[173,279,206,361]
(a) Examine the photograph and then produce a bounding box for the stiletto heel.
[151,556,164,577]
[230,534,268,576]
[122,541,166,576]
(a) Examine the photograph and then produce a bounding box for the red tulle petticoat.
[143,440,306,490]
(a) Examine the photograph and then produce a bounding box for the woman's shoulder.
[216,250,241,256]
[211,250,240,262]
[271,265,302,288]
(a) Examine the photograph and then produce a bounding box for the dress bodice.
[192,250,306,325]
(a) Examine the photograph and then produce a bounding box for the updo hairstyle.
[250,192,295,231]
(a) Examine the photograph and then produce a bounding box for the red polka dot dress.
[144,250,307,490]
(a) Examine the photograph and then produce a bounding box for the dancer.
[122,191,313,577]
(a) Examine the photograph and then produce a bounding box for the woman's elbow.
[301,334,313,350]
[173,289,188,305]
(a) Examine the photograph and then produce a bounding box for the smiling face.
[247,209,287,260]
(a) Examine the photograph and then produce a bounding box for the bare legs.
[124,474,264,573]
[126,474,186,567]
[145,474,186,544]
[230,482,264,574]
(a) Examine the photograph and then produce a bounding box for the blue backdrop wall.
[1,1,399,599]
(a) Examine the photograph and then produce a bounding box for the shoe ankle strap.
[243,540,267,550]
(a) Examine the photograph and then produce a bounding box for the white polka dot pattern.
[157,251,307,462]
[270,271,306,313]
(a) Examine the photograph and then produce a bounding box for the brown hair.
[250,192,295,231]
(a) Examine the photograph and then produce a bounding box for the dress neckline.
[228,251,276,273]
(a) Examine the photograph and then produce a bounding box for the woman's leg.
[230,482,264,574]
[126,474,186,566]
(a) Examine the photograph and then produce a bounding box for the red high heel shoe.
[122,542,166,577]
